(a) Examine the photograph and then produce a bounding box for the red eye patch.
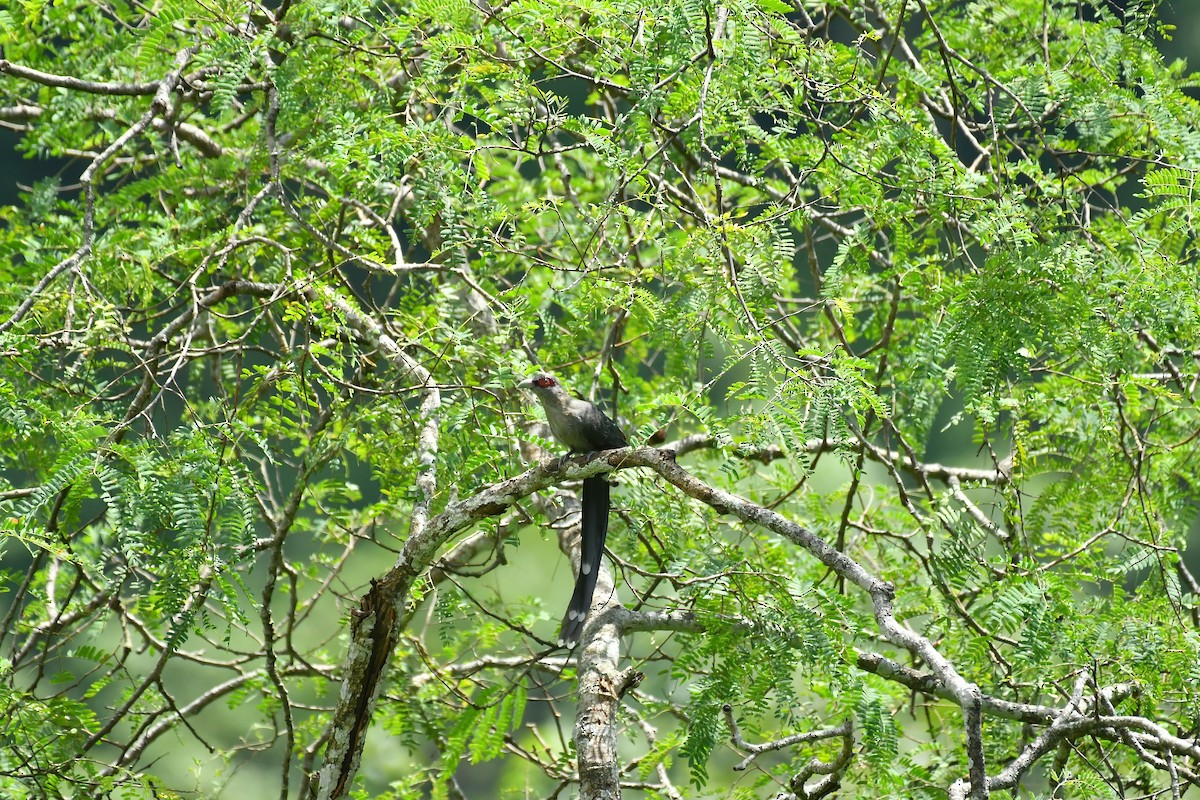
[534,376,557,388]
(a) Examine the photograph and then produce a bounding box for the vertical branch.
[308,288,440,800]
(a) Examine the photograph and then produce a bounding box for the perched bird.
[520,373,628,645]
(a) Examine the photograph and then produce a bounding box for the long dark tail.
[559,476,610,646]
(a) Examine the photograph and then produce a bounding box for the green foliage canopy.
[0,0,1198,798]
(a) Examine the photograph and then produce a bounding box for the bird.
[520,372,628,646]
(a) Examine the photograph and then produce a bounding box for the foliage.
[0,0,1198,797]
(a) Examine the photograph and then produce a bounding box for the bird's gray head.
[520,372,563,395]
[519,373,576,417]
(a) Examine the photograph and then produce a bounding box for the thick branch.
[311,446,991,797]
[0,59,162,95]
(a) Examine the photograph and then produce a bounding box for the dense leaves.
[0,0,1198,798]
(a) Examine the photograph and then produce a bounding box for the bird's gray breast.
[543,401,597,452]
